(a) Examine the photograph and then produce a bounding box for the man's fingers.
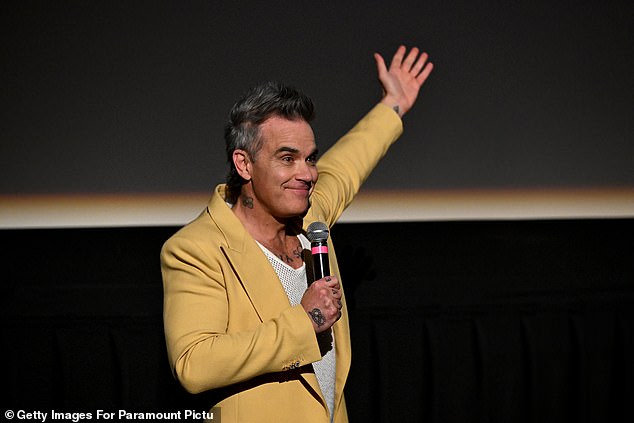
[402,47,420,71]
[416,62,434,85]
[374,52,388,77]
[322,276,339,287]
[411,52,429,75]
[389,45,407,70]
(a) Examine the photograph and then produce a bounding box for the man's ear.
[232,149,252,181]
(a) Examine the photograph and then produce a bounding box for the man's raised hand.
[375,45,434,117]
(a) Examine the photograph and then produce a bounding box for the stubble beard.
[299,197,312,218]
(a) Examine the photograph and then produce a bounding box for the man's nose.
[296,161,316,182]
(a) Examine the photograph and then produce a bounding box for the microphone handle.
[311,241,330,280]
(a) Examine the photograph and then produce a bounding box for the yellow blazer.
[161,104,402,422]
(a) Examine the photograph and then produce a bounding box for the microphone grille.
[306,221,329,242]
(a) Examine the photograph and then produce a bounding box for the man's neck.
[231,195,301,246]
[232,199,305,268]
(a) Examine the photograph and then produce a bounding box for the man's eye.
[307,155,318,164]
[281,156,293,162]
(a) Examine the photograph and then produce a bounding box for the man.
[161,45,433,422]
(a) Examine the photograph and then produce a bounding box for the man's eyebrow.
[275,146,300,155]
[274,146,319,156]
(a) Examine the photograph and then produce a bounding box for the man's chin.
[283,198,310,219]
[299,199,311,218]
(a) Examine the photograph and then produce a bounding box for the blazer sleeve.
[308,103,403,227]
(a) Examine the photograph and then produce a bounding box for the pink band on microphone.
[311,246,328,254]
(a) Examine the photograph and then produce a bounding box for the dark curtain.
[2,219,633,422]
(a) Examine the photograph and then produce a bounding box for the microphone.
[306,221,330,281]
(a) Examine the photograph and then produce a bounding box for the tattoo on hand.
[242,196,254,209]
[309,308,326,327]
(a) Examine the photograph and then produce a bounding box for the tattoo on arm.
[308,308,326,327]
[241,196,254,209]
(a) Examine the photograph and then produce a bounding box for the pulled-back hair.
[224,81,315,204]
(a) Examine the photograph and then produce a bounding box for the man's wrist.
[379,96,403,117]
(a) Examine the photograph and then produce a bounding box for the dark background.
[2,2,633,421]
[3,219,633,421]
[1,0,633,196]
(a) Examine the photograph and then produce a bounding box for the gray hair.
[224,81,315,203]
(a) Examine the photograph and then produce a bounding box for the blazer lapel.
[208,185,291,323]
[221,242,292,323]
